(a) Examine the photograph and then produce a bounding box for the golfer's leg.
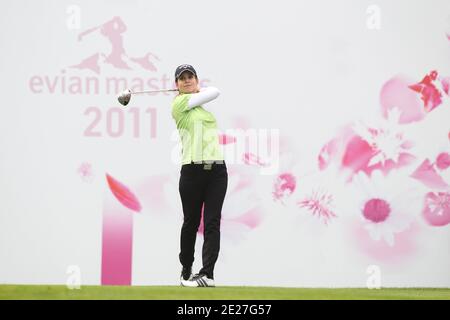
[199,164,228,279]
[179,165,205,268]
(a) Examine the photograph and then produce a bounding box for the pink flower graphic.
[297,189,336,225]
[422,191,450,226]
[77,162,94,183]
[351,170,421,246]
[270,137,305,204]
[320,71,448,183]
[295,168,347,225]
[351,108,415,169]
[319,109,416,182]
[273,173,296,203]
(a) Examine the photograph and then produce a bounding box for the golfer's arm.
[187,87,220,110]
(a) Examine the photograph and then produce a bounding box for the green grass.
[0,285,449,300]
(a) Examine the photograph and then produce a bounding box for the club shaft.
[131,89,178,95]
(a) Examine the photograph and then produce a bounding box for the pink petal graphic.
[380,75,425,124]
[436,152,450,170]
[410,159,449,189]
[422,192,450,226]
[341,135,374,173]
[106,173,142,212]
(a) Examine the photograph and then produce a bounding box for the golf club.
[117,88,179,106]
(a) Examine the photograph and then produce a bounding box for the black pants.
[179,161,228,279]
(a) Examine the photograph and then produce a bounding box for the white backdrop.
[0,0,449,287]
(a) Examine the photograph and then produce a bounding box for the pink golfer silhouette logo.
[71,16,159,74]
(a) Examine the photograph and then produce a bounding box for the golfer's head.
[175,64,198,94]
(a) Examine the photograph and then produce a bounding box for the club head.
[117,89,132,106]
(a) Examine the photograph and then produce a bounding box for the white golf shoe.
[182,274,215,287]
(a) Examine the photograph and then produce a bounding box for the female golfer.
[172,64,228,287]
